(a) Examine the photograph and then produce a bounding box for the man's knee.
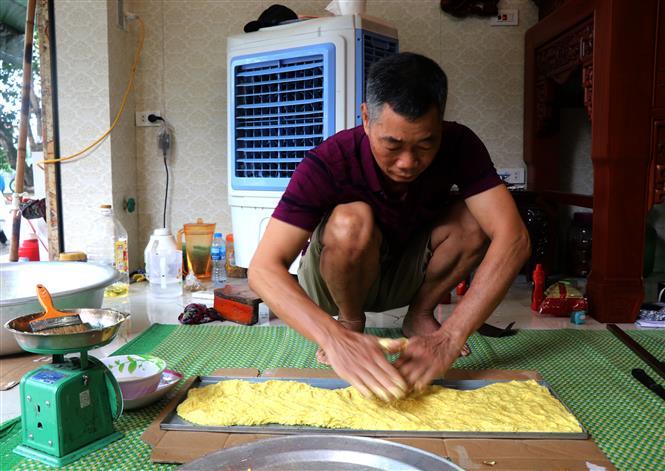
[322,202,380,256]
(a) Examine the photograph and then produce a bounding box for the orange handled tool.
[29,284,88,333]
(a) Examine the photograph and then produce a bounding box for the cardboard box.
[141,368,615,470]
[0,352,51,390]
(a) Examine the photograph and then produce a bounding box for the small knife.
[631,368,665,401]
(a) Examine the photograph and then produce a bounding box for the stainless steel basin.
[0,262,118,355]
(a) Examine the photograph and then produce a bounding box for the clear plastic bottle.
[87,204,130,297]
[211,232,227,286]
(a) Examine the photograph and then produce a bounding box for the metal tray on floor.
[178,435,464,471]
[160,376,588,440]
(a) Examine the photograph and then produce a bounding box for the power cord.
[36,14,145,168]
[150,114,172,229]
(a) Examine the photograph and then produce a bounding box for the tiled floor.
[0,275,657,423]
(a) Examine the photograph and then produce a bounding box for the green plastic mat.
[1,325,663,470]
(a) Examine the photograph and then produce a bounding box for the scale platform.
[14,431,123,468]
[161,376,589,440]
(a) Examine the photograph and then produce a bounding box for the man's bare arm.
[248,218,407,400]
[442,184,531,338]
[397,184,531,389]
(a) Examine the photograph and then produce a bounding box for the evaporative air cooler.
[227,14,398,270]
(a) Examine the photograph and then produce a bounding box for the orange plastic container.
[225,233,247,278]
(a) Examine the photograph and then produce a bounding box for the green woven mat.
[1,325,663,470]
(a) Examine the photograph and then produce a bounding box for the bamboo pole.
[9,0,37,262]
[38,0,63,259]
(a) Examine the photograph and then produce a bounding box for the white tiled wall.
[130,0,539,252]
[55,0,139,268]
[55,0,541,263]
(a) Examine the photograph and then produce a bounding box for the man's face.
[362,103,442,185]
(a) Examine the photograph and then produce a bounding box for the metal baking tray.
[161,376,589,439]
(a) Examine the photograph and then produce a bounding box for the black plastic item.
[568,212,592,277]
[19,198,46,220]
[607,324,665,380]
[521,203,549,281]
[440,0,499,18]
[477,322,517,338]
[631,369,665,401]
[244,4,298,33]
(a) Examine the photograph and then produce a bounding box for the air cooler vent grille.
[355,31,399,125]
[362,31,398,88]
[232,46,334,191]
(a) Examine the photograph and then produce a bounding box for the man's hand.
[394,330,467,392]
[320,329,408,401]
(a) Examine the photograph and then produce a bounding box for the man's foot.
[402,310,441,338]
[316,318,365,365]
[402,310,471,358]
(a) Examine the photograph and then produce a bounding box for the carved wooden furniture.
[524,0,662,322]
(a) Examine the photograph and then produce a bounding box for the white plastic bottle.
[87,204,130,297]
[211,232,227,286]
[144,228,182,298]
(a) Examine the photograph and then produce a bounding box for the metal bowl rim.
[180,434,464,470]
[3,308,130,335]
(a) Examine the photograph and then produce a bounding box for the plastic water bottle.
[211,232,227,286]
[87,204,130,297]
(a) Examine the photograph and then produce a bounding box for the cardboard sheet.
[141,368,616,470]
[0,352,51,390]
[446,439,615,470]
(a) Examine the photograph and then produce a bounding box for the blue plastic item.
[211,233,226,286]
[570,311,586,325]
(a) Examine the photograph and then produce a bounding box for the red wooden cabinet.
[524,0,662,322]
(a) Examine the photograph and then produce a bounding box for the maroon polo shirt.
[272,122,502,249]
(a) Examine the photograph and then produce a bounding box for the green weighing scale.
[4,308,129,467]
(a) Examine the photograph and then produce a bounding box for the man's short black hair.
[365,52,448,122]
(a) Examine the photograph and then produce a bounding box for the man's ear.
[361,103,370,135]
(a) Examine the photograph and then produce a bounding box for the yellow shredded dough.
[177,379,582,433]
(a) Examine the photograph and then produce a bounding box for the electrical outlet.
[135,111,161,127]
[490,9,519,26]
[497,168,526,185]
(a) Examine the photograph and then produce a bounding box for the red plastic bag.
[539,282,588,317]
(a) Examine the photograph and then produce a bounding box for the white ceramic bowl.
[101,354,166,400]
[124,370,182,410]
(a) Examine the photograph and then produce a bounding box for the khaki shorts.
[297,218,432,315]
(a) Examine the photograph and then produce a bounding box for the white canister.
[144,228,183,298]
